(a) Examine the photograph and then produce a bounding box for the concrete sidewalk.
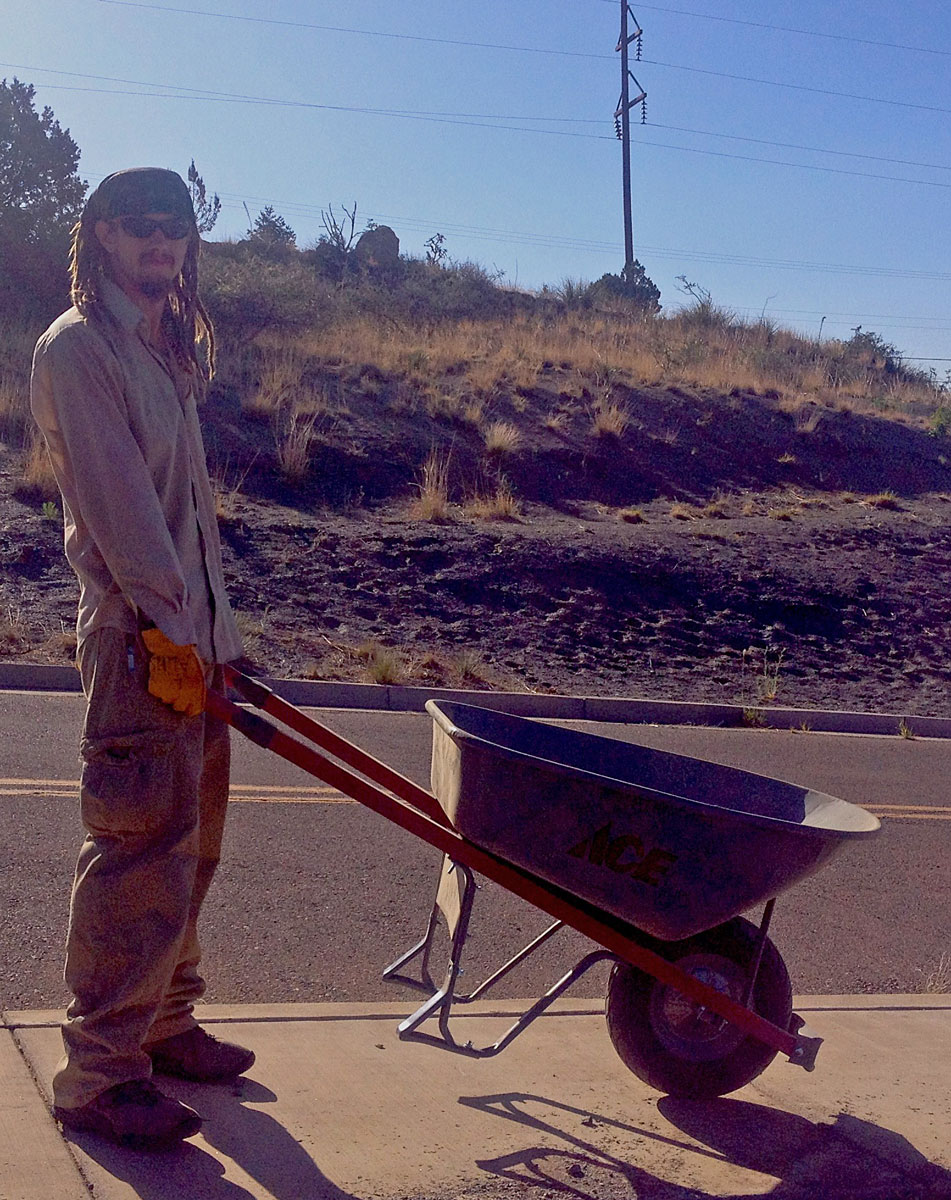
[1,997,949,1200]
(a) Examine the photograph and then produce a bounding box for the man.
[30,167,252,1151]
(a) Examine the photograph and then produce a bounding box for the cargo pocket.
[80,729,181,837]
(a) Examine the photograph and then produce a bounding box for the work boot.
[54,1079,202,1150]
[147,1026,255,1083]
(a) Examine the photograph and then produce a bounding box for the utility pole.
[615,4,647,276]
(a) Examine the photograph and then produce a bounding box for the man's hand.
[141,628,207,717]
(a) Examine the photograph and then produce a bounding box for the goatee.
[139,279,172,300]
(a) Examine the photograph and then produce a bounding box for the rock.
[354,225,399,271]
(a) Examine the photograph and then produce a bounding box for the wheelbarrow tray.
[428,701,879,941]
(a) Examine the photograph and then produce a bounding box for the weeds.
[591,396,630,438]
[865,491,902,510]
[357,640,403,684]
[274,407,320,482]
[618,507,645,524]
[741,646,784,704]
[483,420,521,455]
[464,482,521,521]
[918,952,951,994]
[410,448,452,520]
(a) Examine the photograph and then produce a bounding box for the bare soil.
[3,376,951,718]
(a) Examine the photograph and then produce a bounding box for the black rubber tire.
[605,916,793,1099]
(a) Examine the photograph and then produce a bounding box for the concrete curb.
[2,660,950,737]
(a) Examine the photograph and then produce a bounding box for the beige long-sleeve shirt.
[30,278,243,664]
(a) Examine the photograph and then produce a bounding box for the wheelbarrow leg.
[381,859,463,988]
[386,857,479,1045]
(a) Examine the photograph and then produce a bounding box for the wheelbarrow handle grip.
[219,666,453,828]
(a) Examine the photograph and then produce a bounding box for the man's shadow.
[61,1077,360,1200]
[461,1091,951,1199]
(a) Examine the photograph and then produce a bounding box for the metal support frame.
[383,855,613,1057]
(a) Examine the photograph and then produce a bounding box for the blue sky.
[5,1,951,367]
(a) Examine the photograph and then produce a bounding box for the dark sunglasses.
[115,215,192,240]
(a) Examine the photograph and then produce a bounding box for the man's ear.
[94,219,116,252]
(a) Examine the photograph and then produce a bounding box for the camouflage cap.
[86,167,195,222]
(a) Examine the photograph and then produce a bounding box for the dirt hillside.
[3,369,951,719]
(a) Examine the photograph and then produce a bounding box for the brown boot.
[147,1026,255,1083]
[54,1079,202,1150]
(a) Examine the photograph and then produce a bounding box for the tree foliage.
[187,159,220,233]
[248,205,296,248]
[0,78,86,318]
[588,260,661,313]
[0,78,85,245]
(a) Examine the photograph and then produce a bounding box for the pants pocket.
[80,729,185,837]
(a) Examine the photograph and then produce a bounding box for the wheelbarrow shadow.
[461,1092,951,1199]
[59,1076,360,1200]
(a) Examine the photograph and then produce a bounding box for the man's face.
[94,212,192,301]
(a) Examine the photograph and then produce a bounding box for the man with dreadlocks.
[30,167,252,1150]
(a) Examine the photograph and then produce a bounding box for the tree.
[247,205,296,248]
[588,260,661,314]
[0,78,86,318]
[187,159,220,233]
[0,78,85,244]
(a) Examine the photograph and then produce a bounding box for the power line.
[205,192,951,283]
[20,67,951,194]
[647,122,951,174]
[641,57,951,116]
[95,0,615,60]
[590,0,951,59]
[91,1,951,117]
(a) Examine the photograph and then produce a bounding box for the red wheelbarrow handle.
[207,671,809,1068]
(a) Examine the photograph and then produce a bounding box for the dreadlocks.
[69,212,216,386]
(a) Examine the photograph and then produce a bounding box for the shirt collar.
[100,277,152,337]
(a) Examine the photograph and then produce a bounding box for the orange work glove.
[141,628,207,717]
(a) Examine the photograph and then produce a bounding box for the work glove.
[141,627,207,717]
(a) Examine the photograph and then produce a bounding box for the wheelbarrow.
[207,669,881,1100]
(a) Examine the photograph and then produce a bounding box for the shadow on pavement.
[62,1076,360,1200]
[461,1092,951,1199]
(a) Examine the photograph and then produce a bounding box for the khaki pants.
[53,627,230,1110]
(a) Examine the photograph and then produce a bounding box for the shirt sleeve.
[30,323,200,647]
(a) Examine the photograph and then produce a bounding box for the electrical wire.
[590,0,951,59]
[17,67,951,194]
[95,0,616,60]
[203,193,951,283]
[646,122,951,175]
[641,58,951,117]
[93,0,951,117]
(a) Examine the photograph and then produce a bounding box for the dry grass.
[357,640,403,685]
[409,449,452,520]
[670,501,699,520]
[919,952,951,993]
[464,482,521,521]
[483,420,521,455]
[274,407,320,482]
[864,491,903,510]
[0,605,32,655]
[17,434,59,501]
[591,396,631,437]
[701,497,730,518]
[618,506,646,524]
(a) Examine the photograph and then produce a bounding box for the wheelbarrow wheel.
[605,916,792,1099]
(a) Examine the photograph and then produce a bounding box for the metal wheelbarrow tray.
[428,700,879,941]
[209,671,881,1100]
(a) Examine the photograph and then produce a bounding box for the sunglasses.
[115,215,193,240]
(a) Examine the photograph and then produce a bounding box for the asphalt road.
[0,690,948,1013]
